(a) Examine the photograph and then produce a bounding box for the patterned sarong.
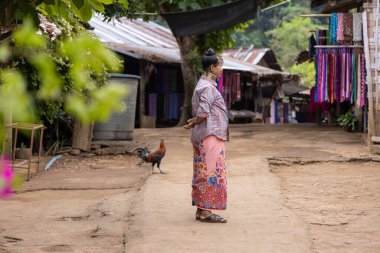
[192,135,227,210]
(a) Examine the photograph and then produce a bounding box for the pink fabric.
[337,13,344,43]
[192,135,227,210]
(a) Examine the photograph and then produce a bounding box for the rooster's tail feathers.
[133,148,148,159]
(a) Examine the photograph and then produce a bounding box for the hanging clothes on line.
[343,13,353,44]
[221,72,241,109]
[309,34,317,57]
[337,13,345,43]
[314,47,366,108]
[352,13,363,43]
[329,12,362,44]
[316,29,328,45]
[329,13,338,44]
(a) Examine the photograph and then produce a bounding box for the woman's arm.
[183,86,213,130]
[183,116,206,130]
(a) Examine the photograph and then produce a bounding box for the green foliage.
[45,0,128,21]
[0,18,128,124]
[0,45,11,62]
[192,23,248,73]
[0,70,35,122]
[232,0,327,70]
[101,0,247,76]
[0,0,129,25]
[195,23,249,55]
[290,61,315,88]
[337,111,358,132]
[266,16,316,70]
[13,19,46,48]
[233,0,312,46]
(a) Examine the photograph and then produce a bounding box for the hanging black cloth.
[309,34,316,58]
[161,0,258,37]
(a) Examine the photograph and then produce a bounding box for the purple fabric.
[149,93,157,116]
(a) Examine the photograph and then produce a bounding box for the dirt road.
[1,124,379,253]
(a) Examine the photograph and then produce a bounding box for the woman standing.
[183,48,228,223]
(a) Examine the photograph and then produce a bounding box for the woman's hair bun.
[205,48,215,56]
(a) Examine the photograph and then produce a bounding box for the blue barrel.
[93,74,140,140]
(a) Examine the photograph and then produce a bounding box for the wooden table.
[2,123,45,181]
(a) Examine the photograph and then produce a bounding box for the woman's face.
[210,58,223,77]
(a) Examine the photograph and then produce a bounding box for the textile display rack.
[306,11,368,109]
[300,14,331,18]
[314,45,363,48]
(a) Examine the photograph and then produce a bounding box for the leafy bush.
[337,111,358,132]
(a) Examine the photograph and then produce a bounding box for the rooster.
[133,139,166,174]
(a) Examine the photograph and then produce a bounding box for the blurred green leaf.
[65,82,128,123]
[98,0,114,4]
[119,0,129,9]
[0,45,11,63]
[13,18,46,49]
[71,0,85,10]
[71,0,92,21]
[1,10,126,126]
[30,54,62,99]
[0,70,35,122]
[10,175,24,189]
[88,0,105,13]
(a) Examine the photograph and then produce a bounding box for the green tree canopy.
[290,61,315,88]
[266,16,315,70]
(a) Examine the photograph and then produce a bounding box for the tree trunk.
[176,35,197,126]
[72,120,93,152]
[158,4,197,127]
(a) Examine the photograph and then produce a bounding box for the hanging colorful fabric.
[328,52,334,102]
[357,52,361,107]
[343,13,353,44]
[353,13,363,43]
[360,52,366,107]
[351,50,357,104]
[329,13,338,44]
[337,13,344,43]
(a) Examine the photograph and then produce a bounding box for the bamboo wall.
[363,2,380,153]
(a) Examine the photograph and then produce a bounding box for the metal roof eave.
[105,42,181,63]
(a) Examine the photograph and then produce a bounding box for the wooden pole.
[375,0,380,136]
[363,11,376,144]
[2,112,12,156]
[139,60,146,127]
[300,14,331,18]
[314,45,364,48]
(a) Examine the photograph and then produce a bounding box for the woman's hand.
[183,118,196,130]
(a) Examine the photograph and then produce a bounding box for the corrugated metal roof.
[89,15,296,80]
[223,48,269,65]
[222,55,284,77]
[223,47,283,72]
[89,15,180,63]
[90,15,177,48]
